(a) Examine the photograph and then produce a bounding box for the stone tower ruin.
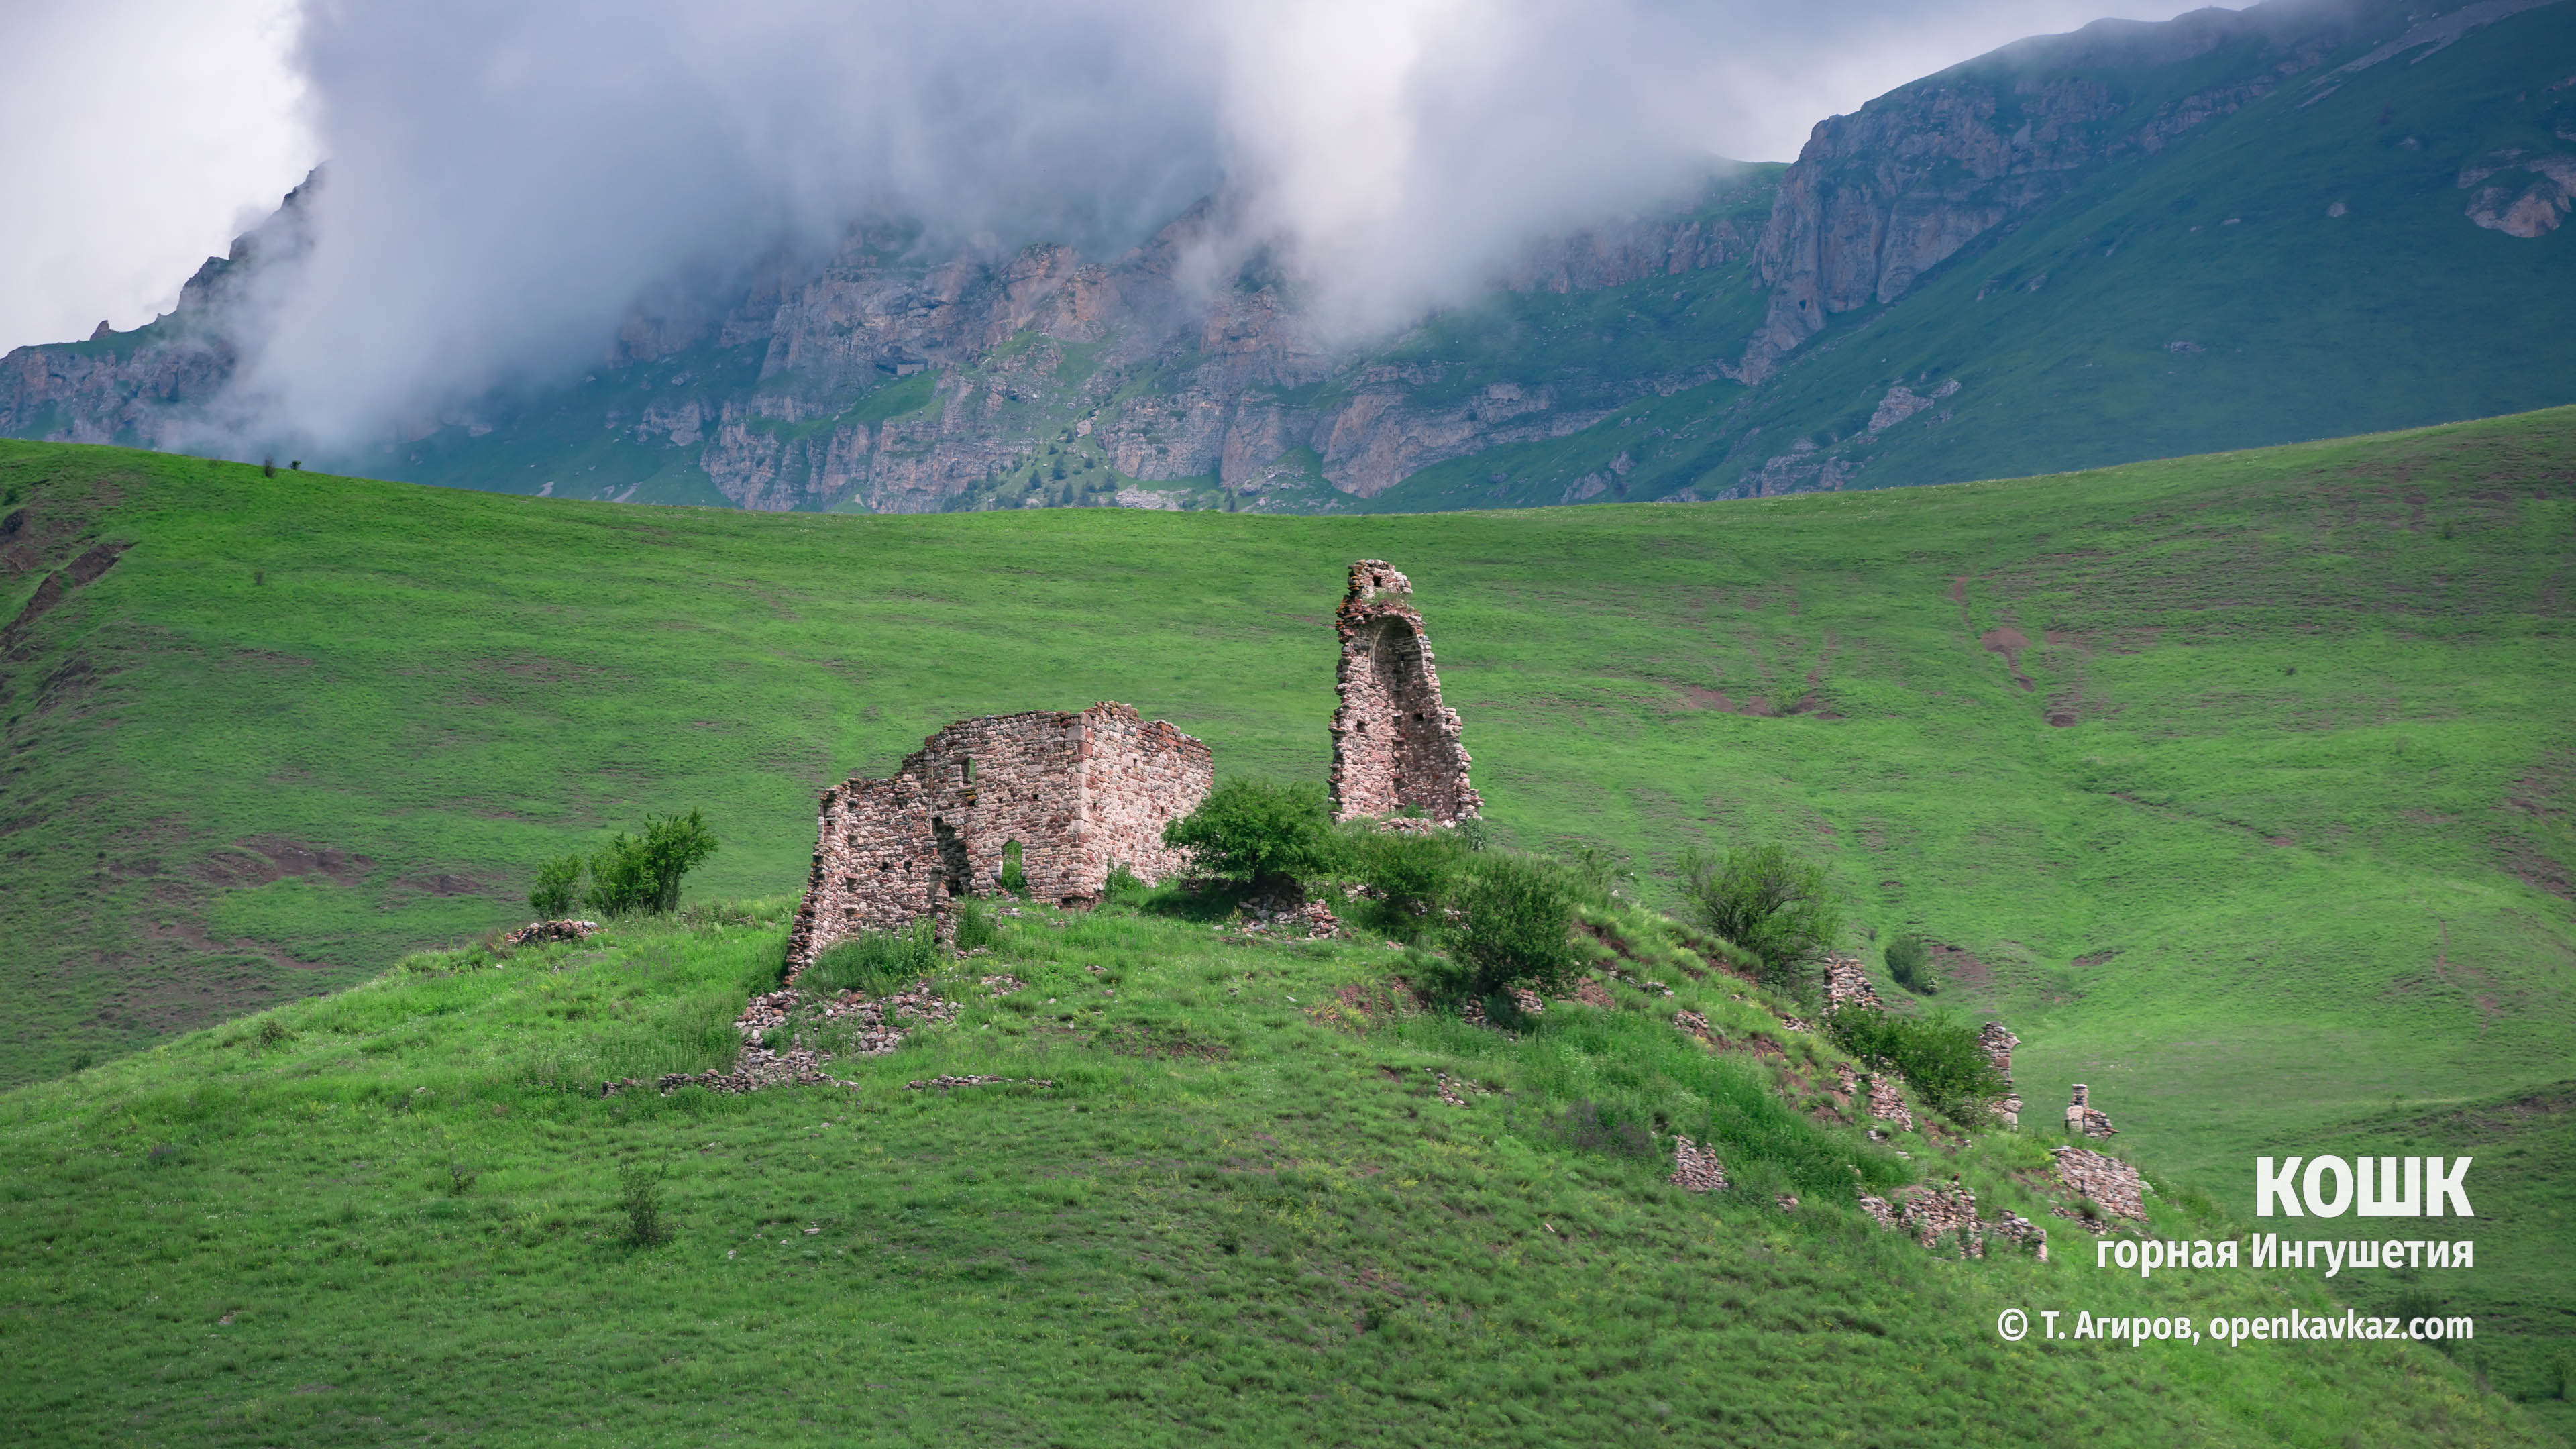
[784,702,1211,976]
[1328,561,1481,824]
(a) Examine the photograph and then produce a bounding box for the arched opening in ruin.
[1348,615,1454,818]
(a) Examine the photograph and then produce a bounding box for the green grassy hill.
[0,898,2555,1446]
[1,407,2571,1435]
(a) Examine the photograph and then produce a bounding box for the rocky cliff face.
[1741,2,2380,379]
[1,170,1770,513]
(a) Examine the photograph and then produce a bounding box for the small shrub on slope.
[1348,827,1470,943]
[1884,933,1936,994]
[528,852,585,918]
[1826,1006,2007,1125]
[1440,855,1580,1002]
[1678,844,1843,991]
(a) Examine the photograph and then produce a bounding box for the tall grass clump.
[619,1163,673,1248]
[804,920,941,998]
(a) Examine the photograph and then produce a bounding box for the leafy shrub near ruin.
[804,920,941,998]
[1825,1006,2008,1125]
[1346,826,1471,943]
[1884,933,1937,994]
[585,810,720,917]
[1678,844,1843,991]
[1161,778,1342,893]
[1430,854,1580,1004]
[528,853,584,918]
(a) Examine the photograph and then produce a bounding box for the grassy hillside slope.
[3,405,2571,1436]
[0,900,2551,1447]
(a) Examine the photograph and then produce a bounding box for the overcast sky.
[0,0,2208,430]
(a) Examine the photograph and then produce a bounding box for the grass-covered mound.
[0,898,2541,1447]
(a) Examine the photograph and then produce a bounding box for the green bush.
[1348,827,1469,943]
[1440,855,1580,1002]
[1678,844,1843,988]
[527,852,585,918]
[585,809,719,917]
[1161,779,1342,892]
[1885,933,1936,994]
[1825,1007,2007,1126]
[804,920,940,998]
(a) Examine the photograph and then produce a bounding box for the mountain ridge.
[5,0,2572,513]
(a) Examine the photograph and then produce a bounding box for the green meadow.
[0,898,2545,1446]
[0,405,2570,1438]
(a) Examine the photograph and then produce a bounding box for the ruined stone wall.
[786,702,1210,976]
[1820,954,1883,1012]
[1328,561,1481,824]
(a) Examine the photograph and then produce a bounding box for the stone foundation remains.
[2051,1146,2145,1222]
[1981,1021,2023,1128]
[1856,1181,2050,1258]
[786,702,1211,976]
[2065,1082,2117,1138]
[1821,954,1883,1012]
[1670,1135,1729,1193]
[1328,561,1481,824]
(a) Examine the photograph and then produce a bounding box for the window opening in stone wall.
[998,839,1028,896]
[963,757,975,784]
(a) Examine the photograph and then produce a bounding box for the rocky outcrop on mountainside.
[1740,3,2389,380]
[0,173,318,449]
[1,172,1767,513]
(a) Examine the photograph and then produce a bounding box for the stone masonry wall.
[1328,561,1481,824]
[786,702,1210,976]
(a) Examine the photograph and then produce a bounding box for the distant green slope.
[1373,0,2576,512]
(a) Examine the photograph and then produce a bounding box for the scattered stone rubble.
[607,978,964,1100]
[1563,976,1615,1008]
[1507,987,1547,1016]
[786,702,1211,975]
[1328,561,1482,825]
[1820,953,1882,1012]
[1673,1009,1715,1042]
[2050,1146,2146,1224]
[1835,1061,1915,1130]
[907,1075,1057,1091]
[1231,898,1344,940]
[1670,1135,1730,1193]
[1855,1180,2049,1259]
[504,919,598,946]
[2065,1083,2117,1138]
[980,974,1026,996]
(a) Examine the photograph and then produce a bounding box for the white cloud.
[0,0,315,352]
[4,0,2210,441]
